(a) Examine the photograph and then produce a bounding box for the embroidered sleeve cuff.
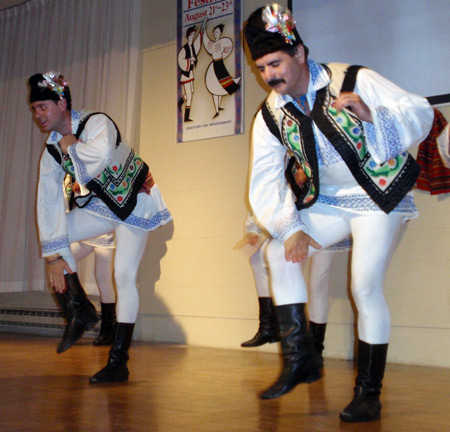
[68,144,91,185]
[273,213,306,242]
[41,236,70,257]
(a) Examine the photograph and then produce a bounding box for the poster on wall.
[176,0,243,143]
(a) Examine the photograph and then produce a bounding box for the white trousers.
[265,202,405,344]
[307,248,336,324]
[249,239,271,298]
[63,208,148,323]
[70,242,116,304]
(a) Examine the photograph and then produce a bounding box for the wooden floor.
[1,333,450,432]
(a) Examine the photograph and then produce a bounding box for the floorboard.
[1,332,449,431]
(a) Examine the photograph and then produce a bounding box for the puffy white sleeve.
[37,149,70,257]
[68,114,116,186]
[249,112,306,242]
[355,68,434,164]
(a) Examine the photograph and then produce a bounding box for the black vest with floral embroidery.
[46,112,149,221]
[261,64,420,214]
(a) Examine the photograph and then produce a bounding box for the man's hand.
[47,257,73,293]
[335,92,373,123]
[59,134,77,154]
[284,231,322,263]
[246,232,260,246]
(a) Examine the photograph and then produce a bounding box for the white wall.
[135,0,275,349]
[292,0,450,97]
[135,0,450,368]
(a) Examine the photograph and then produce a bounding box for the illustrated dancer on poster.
[203,21,241,119]
[178,23,205,122]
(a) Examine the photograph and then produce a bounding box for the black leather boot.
[241,297,279,347]
[93,303,116,346]
[54,273,99,354]
[89,323,135,384]
[309,321,327,361]
[260,303,323,399]
[339,340,388,422]
[184,107,192,122]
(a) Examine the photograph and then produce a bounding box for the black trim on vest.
[340,65,365,93]
[46,144,62,165]
[283,102,321,210]
[75,112,121,149]
[261,100,321,210]
[261,101,282,142]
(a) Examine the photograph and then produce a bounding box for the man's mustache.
[268,78,285,87]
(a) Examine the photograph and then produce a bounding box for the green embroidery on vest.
[328,100,407,191]
[328,104,367,160]
[98,154,144,203]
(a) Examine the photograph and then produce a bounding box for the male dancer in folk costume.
[30,72,172,383]
[244,4,433,422]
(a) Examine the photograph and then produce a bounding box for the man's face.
[31,99,66,133]
[254,47,307,98]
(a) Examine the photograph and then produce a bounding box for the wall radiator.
[0,308,99,337]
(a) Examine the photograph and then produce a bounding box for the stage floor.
[0,332,449,431]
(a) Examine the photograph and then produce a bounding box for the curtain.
[0,0,141,293]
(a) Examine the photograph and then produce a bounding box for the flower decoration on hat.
[262,3,297,45]
[38,71,69,99]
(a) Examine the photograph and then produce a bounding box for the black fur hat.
[244,3,303,60]
[28,72,71,109]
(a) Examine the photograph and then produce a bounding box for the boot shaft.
[65,273,89,304]
[109,323,135,365]
[54,273,90,321]
[356,340,388,391]
[258,297,277,330]
[309,321,327,358]
[274,304,318,364]
[100,303,116,328]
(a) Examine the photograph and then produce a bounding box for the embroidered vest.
[261,63,420,214]
[46,112,149,221]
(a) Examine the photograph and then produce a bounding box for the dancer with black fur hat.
[29,72,172,383]
[244,3,433,422]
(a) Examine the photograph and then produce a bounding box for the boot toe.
[260,363,322,399]
[89,364,129,384]
[339,396,381,422]
[56,322,87,353]
[260,382,294,399]
[339,410,381,423]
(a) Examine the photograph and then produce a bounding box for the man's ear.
[57,98,67,111]
[295,45,305,63]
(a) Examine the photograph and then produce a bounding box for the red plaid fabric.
[416,108,450,195]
